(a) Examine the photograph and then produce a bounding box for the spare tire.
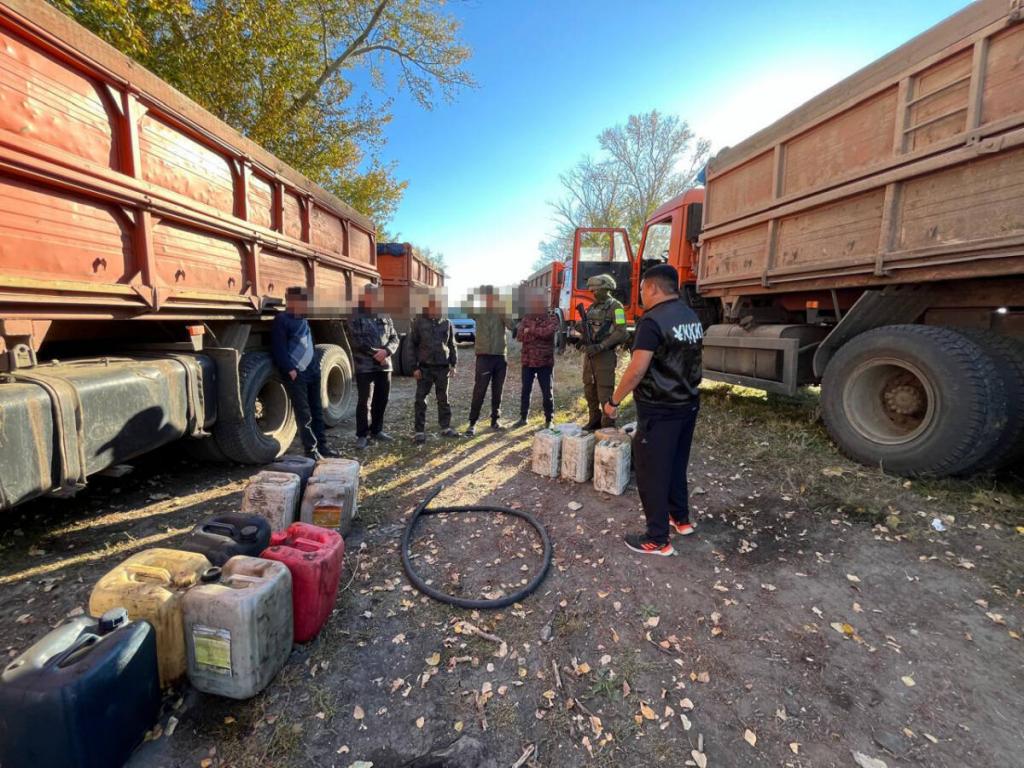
[213,352,296,464]
[820,324,1008,477]
[316,344,354,426]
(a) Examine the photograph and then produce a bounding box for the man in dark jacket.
[603,264,703,557]
[410,292,459,444]
[513,287,560,429]
[346,284,400,449]
[271,287,338,459]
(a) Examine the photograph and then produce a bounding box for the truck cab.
[569,189,707,325]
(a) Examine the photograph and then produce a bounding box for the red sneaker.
[671,520,696,536]
[624,533,675,557]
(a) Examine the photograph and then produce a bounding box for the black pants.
[520,365,554,421]
[355,371,391,437]
[468,354,507,425]
[633,403,699,544]
[414,365,452,432]
[285,368,327,453]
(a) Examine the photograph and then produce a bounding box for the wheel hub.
[882,381,925,416]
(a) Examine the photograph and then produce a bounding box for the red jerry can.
[261,523,344,643]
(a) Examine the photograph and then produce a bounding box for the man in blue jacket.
[271,287,338,459]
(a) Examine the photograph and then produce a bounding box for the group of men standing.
[271,262,703,558]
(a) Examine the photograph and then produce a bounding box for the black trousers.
[468,354,507,425]
[285,368,327,453]
[520,365,554,421]
[355,371,391,437]
[632,403,699,544]
[414,365,452,432]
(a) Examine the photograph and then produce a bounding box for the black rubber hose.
[401,486,553,609]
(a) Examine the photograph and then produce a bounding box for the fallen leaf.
[846,574,861,583]
[680,714,692,730]
[425,653,441,666]
[391,633,406,644]
[415,716,424,729]
[831,622,856,636]
[851,751,888,768]
[640,702,657,721]
[901,675,916,687]
[575,662,591,676]
[454,721,464,732]
[696,671,710,684]
[542,690,556,701]
[985,612,1006,626]
[744,728,757,747]
[644,615,660,628]
[923,732,938,744]
[680,698,694,710]
[691,750,708,768]
[353,705,365,721]
[789,742,800,754]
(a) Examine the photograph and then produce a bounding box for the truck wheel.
[214,352,297,463]
[183,436,231,464]
[316,344,353,427]
[820,324,1008,477]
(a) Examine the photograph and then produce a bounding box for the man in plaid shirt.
[513,287,561,429]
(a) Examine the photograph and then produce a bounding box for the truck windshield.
[575,231,632,305]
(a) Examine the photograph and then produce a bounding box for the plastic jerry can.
[0,607,160,768]
[241,470,301,530]
[593,439,631,495]
[89,548,214,687]
[531,429,562,477]
[179,513,273,566]
[594,426,631,444]
[561,431,595,483]
[311,457,360,515]
[261,523,345,643]
[183,556,293,699]
[300,475,356,535]
[266,454,316,493]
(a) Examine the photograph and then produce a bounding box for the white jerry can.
[593,439,631,495]
[240,470,301,531]
[300,475,356,535]
[560,431,595,483]
[183,555,293,700]
[531,429,563,477]
[310,458,361,517]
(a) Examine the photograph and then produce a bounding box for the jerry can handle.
[292,536,325,552]
[202,522,238,538]
[124,563,172,583]
[49,633,100,669]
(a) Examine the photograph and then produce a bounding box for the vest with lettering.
[633,298,703,408]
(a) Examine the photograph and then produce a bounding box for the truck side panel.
[700,4,1024,297]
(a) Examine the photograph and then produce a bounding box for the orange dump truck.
[572,0,1024,477]
[0,0,380,508]
[523,261,566,310]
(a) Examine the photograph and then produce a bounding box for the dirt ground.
[1,345,1022,768]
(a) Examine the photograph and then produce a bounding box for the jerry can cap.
[240,525,259,541]
[200,566,222,583]
[98,607,128,634]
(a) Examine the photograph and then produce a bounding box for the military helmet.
[586,274,616,290]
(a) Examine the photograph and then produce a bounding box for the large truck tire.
[820,324,1008,477]
[316,343,354,426]
[182,436,231,464]
[393,333,416,377]
[953,330,1024,472]
[213,352,296,464]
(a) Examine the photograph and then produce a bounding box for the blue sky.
[378,0,968,299]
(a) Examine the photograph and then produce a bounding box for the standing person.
[410,291,460,444]
[603,264,703,556]
[346,284,399,449]
[465,286,516,436]
[513,288,560,429]
[578,274,628,430]
[271,287,339,459]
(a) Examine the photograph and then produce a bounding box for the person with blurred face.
[270,287,338,458]
[346,284,399,449]
[409,290,459,444]
[465,286,516,436]
[513,287,559,429]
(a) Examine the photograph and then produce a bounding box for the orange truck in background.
[572,0,1024,477]
[0,1,380,508]
[375,242,446,375]
[523,261,565,311]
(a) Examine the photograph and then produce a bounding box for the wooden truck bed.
[0,0,377,326]
[699,0,1024,298]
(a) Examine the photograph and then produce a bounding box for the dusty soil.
[1,345,1022,768]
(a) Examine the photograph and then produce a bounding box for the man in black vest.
[603,264,703,556]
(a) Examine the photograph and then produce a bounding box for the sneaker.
[490,421,507,431]
[464,424,477,437]
[441,427,460,438]
[371,431,393,442]
[414,432,426,444]
[624,533,675,557]
[355,436,369,450]
[318,446,341,458]
[512,418,528,428]
[671,520,696,536]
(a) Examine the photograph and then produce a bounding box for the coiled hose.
[401,487,553,609]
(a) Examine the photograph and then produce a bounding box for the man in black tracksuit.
[603,264,703,556]
[346,284,400,449]
[410,293,460,444]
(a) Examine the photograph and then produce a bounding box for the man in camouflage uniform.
[578,274,628,429]
[410,292,459,444]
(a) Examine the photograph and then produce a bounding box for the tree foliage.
[536,110,709,269]
[49,0,474,227]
